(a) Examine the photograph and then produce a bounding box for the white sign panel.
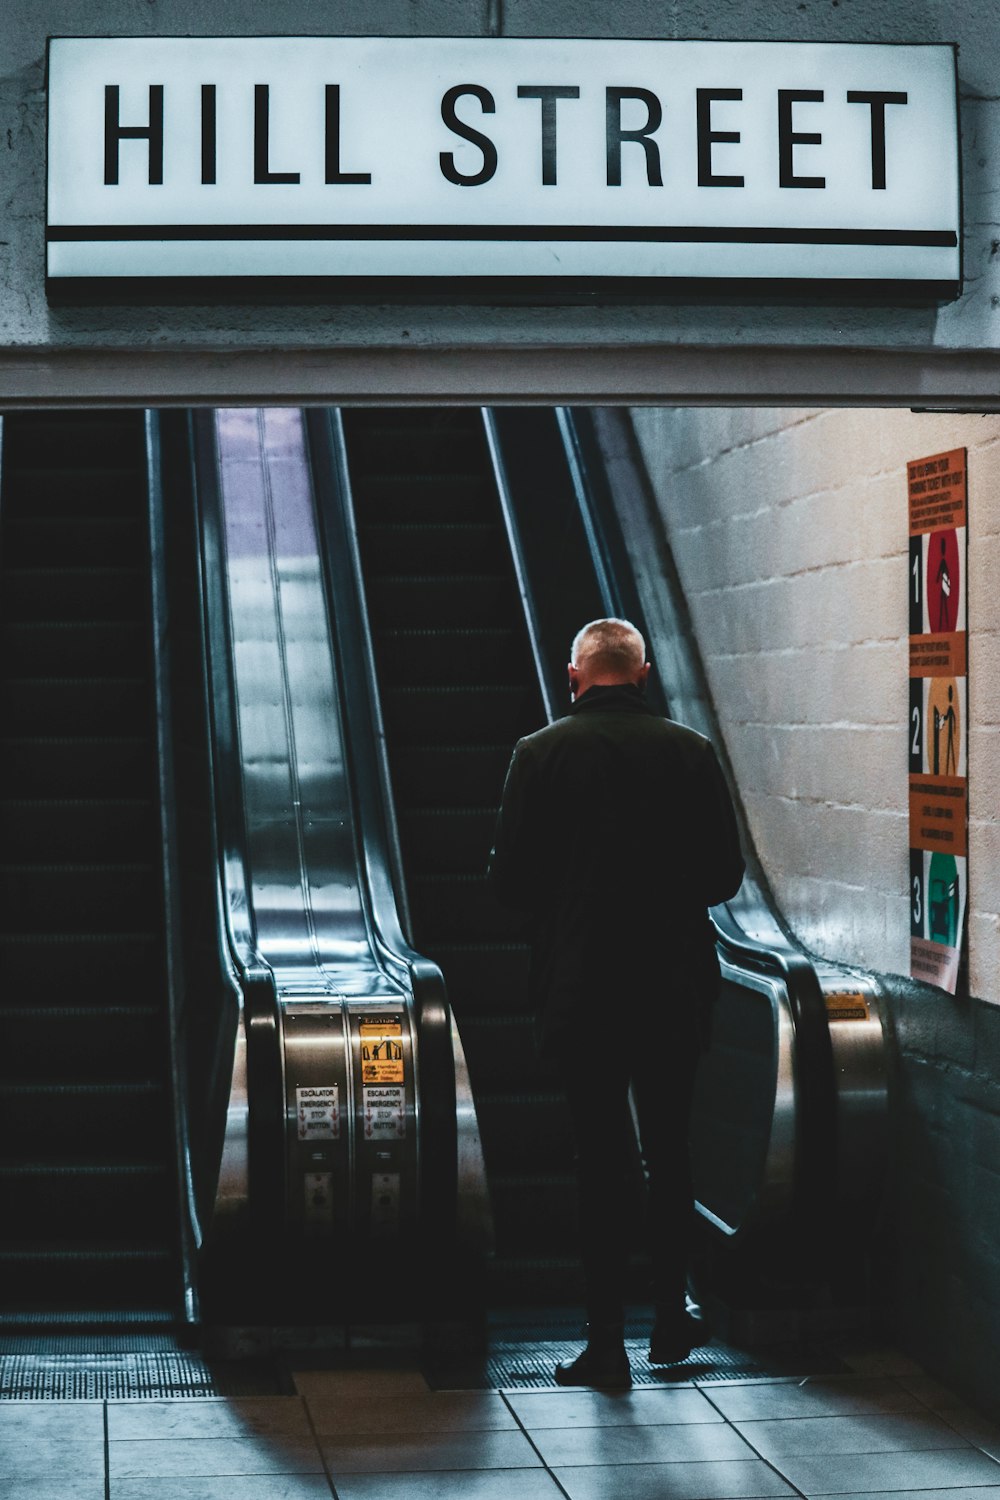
[47,37,960,285]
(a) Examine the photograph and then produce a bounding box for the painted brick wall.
[629,407,1000,1007]
[625,405,1000,1401]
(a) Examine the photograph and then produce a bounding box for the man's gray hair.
[571,618,646,672]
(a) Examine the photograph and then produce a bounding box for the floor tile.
[293,1369,428,1399]
[552,1458,798,1499]
[697,1377,803,1388]
[109,1398,312,1441]
[941,1410,1000,1459]
[735,1410,972,1458]
[775,1444,1000,1494]
[0,1437,105,1479]
[0,1401,104,1438]
[532,1419,755,1467]
[838,1349,926,1377]
[111,1479,335,1500]
[506,1385,722,1429]
[321,1429,541,1474]
[1,1483,105,1500]
[109,1436,325,1478]
[307,1391,516,1435]
[706,1377,922,1422]
[856,1491,1000,1499]
[902,1373,968,1411]
[332,1470,563,1500]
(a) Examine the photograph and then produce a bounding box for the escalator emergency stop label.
[907,448,968,994]
[296,1085,340,1141]
[360,1020,405,1084]
[363,1085,406,1140]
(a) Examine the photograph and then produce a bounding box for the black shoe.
[649,1308,709,1365]
[554,1330,632,1389]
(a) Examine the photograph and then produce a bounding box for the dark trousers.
[558,1010,699,1326]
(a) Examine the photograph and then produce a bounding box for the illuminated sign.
[46,37,960,286]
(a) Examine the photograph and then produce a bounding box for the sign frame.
[45,34,963,303]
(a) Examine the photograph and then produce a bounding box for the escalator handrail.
[555,406,841,1236]
[305,408,458,1246]
[481,405,840,1239]
[481,411,558,725]
[188,410,285,1240]
[144,412,201,1324]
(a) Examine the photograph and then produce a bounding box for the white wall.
[630,407,1000,1004]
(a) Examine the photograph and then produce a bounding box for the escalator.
[341,409,579,1302]
[0,412,179,1316]
[324,404,889,1323]
[0,402,888,1338]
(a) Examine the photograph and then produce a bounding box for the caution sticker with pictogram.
[824,992,870,1022]
[360,1021,404,1083]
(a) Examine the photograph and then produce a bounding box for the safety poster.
[907,448,968,993]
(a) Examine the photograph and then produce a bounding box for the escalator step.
[390,743,514,808]
[0,1251,174,1313]
[475,1093,575,1174]
[375,628,525,687]
[383,687,539,747]
[0,933,159,1004]
[0,864,157,933]
[409,872,521,945]
[0,1243,171,1263]
[1,517,145,567]
[0,738,153,796]
[488,1173,579,1253]
[0,1163,171,1242]
[360,522,504,573]
[430,941,533,1015]
[350,474,493,524]
[365,574,516,629]
[0,622,148,676]
[3,679,150,737]
[485,1254,584,1306]
[2,416,144,469]
[0,1006,161,1080]
[399,807,498,875]
[7,469,146,518]
[457,1014,542,1089]
[0,1081,168,1156]
[1,568,146,623]
[0,800,156,861]
[347,423,486,475]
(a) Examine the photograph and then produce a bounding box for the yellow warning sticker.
[825,992,870,1022]
[360,1021,404,1083]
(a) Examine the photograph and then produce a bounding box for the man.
[488,617,744,1387]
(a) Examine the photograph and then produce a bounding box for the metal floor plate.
[487,1336,781,1390]
[0,1349,280,1399]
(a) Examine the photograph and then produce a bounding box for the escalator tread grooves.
[0,1082,163,1095]
[0,932,157,943]
[0,736,149,745]
[0,1006,158,1018]
[491,1172,577,1186]
[0,1163,168,1176]
[477,1092,565,1105]
[0,1247,171,1262]
[0,798,151,807]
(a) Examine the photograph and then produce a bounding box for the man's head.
[568,617,650,700]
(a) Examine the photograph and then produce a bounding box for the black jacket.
[488,683,745,1040]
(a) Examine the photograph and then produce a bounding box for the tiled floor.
[1,1346,999,1499]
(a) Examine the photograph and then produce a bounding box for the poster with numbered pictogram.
[907,448,968,993]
